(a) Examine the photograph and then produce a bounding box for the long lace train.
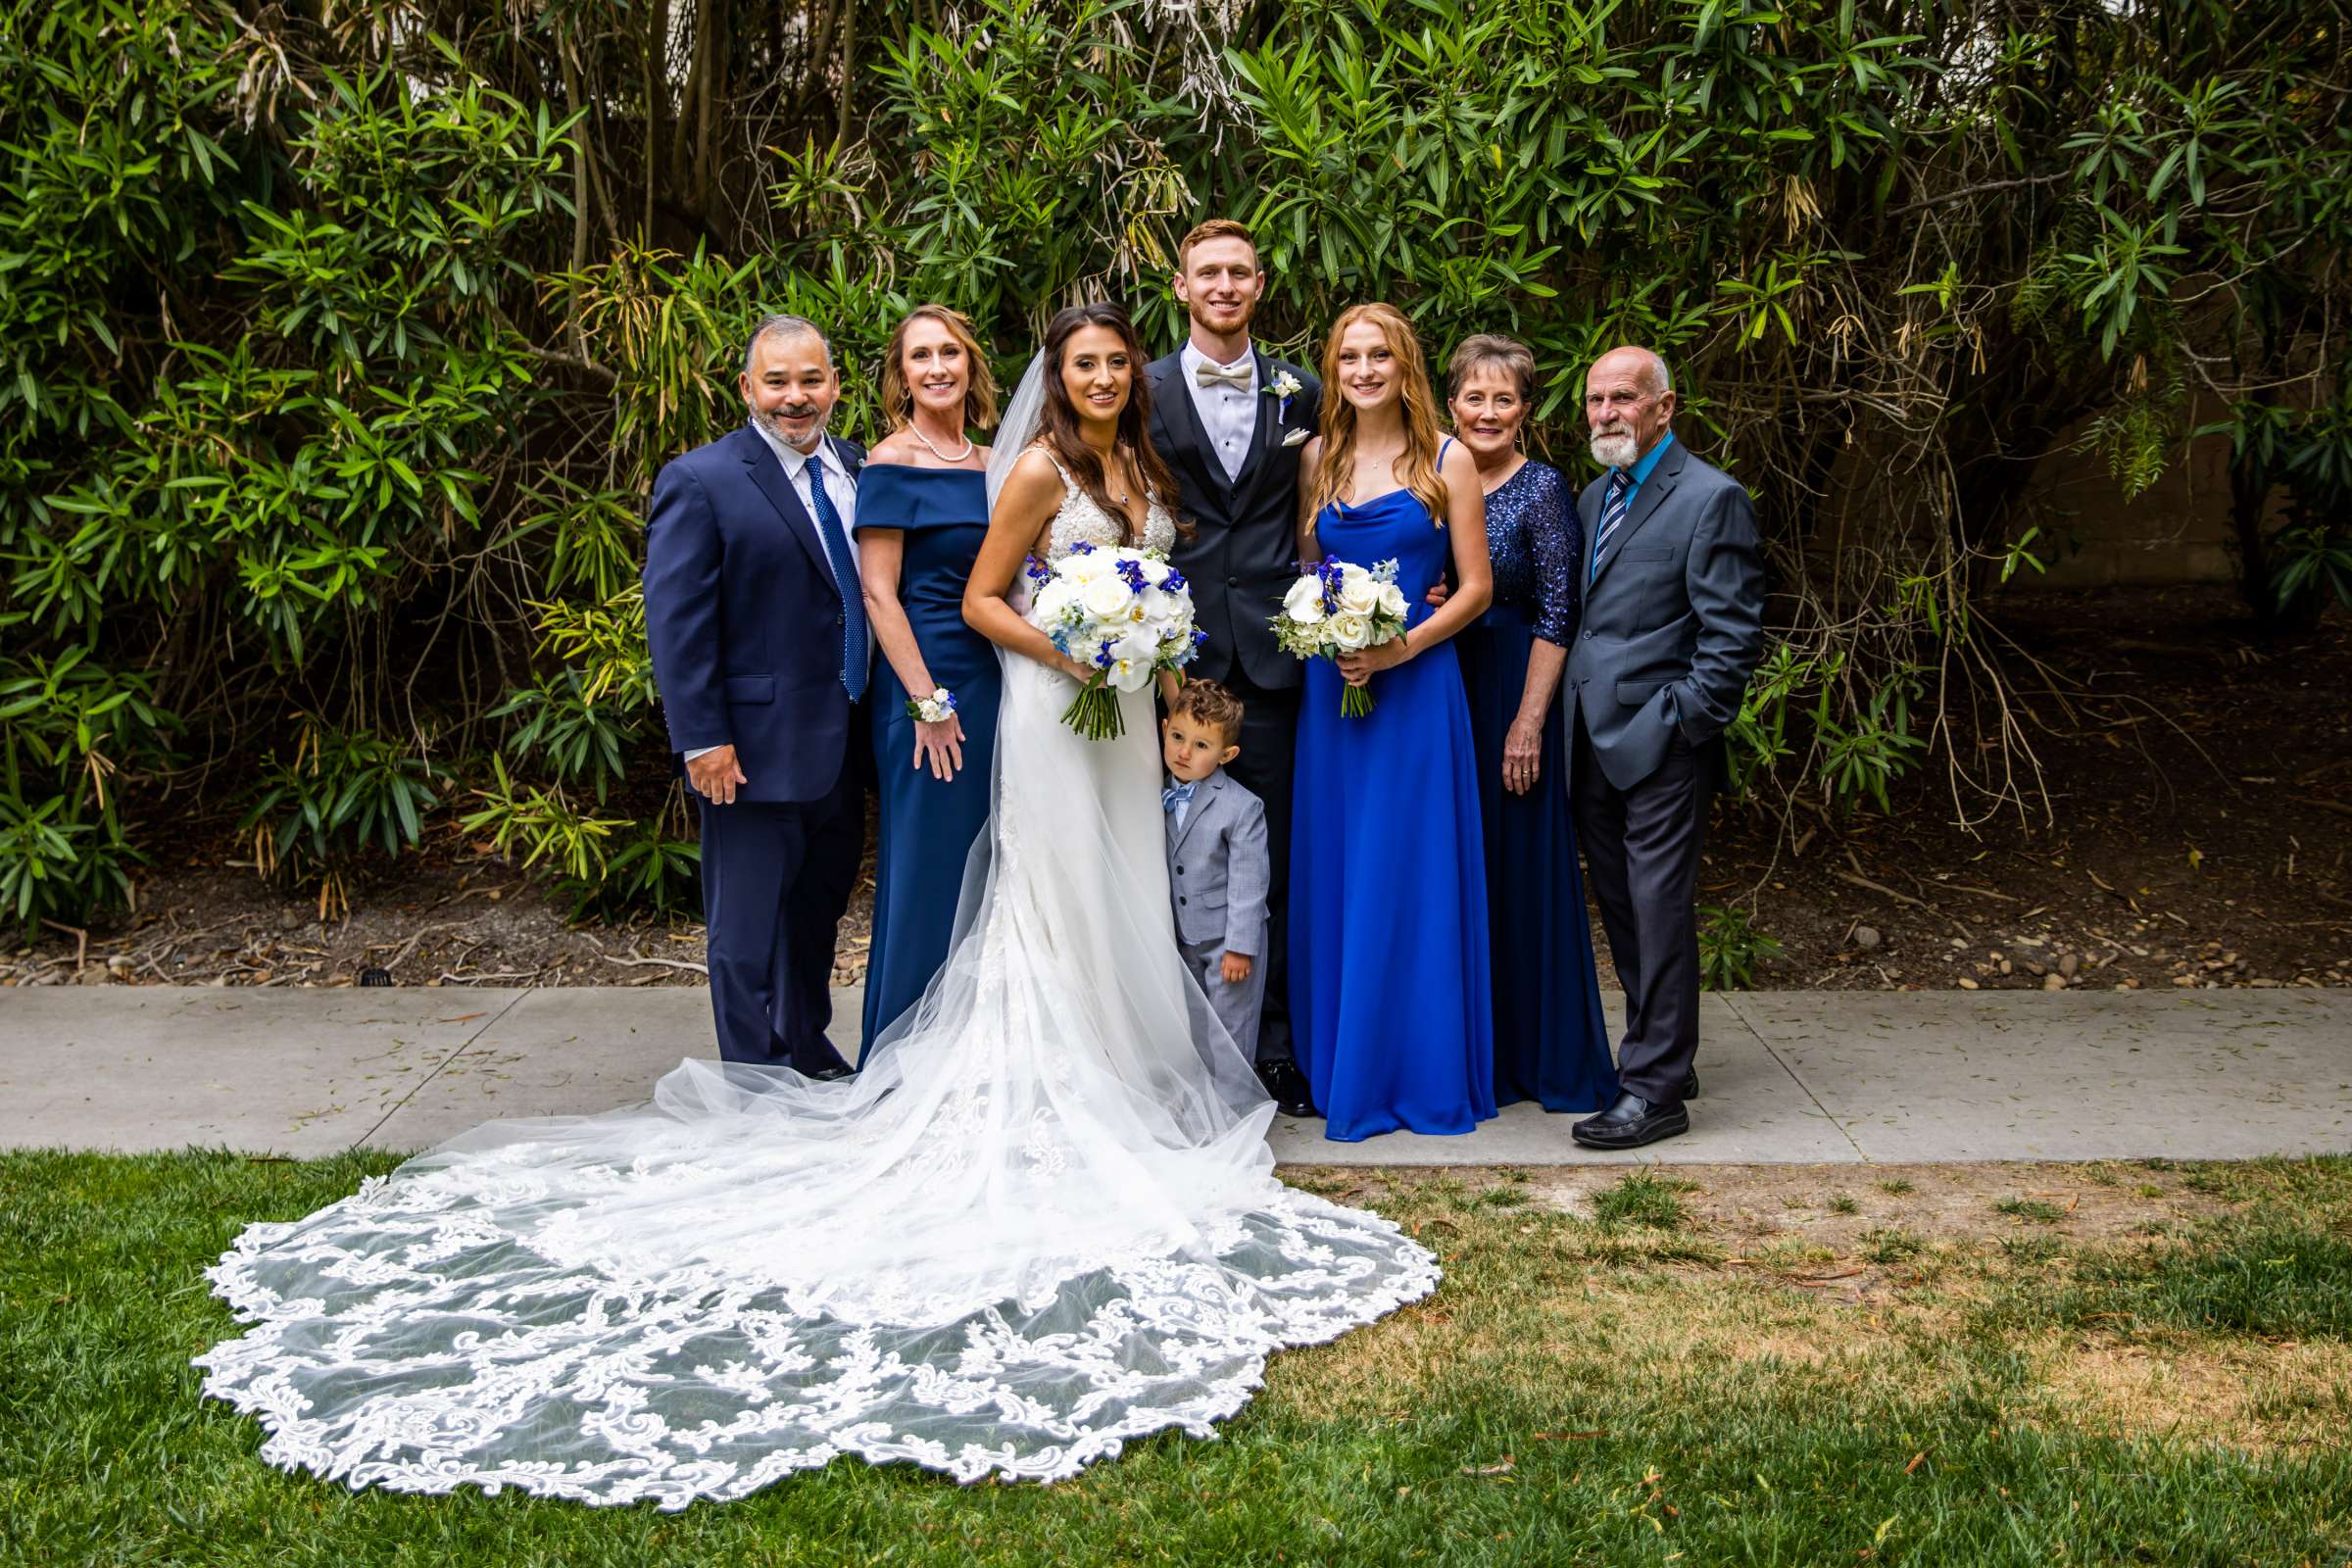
[195,465,1438,1506]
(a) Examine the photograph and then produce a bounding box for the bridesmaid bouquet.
[1272,558,1410,717]
[1024,543,1204,740]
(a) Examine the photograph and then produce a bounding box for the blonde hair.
[878,304,999,434]
[1312,303,1449,524]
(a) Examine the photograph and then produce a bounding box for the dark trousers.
[1216,666,1300,1068]
[1570,712,1710,1102]
[696,757,861,1075]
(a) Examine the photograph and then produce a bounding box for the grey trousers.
[1570,714,1711,1103]
[1180,932,1266,1063]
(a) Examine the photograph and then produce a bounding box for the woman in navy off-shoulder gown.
[1446,335,1617,1113]
[855,306,1001,1049]
[1290,304,1498,1142]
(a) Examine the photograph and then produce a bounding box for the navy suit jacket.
[642,423,866,805]
[1562,437,1765,792]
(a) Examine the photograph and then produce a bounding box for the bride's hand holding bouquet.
[1024,543,1203,739]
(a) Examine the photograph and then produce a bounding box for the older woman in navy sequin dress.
[1447,335,1617,1113]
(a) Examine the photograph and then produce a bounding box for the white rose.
[1338,570,1380,614]
[1139,557,1171,587]
[1328,611,1373,651]
[1377,582,1408,619]
[1078,574,1134,622]
[1062,550,1112,583]
[1281,575,1327,624]
[1030,581,1077,626]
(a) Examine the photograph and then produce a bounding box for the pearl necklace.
[910,419,975,465]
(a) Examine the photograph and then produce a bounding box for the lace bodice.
[1042,449,1176,559]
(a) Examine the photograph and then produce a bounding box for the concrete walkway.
[2,986,2345,1165]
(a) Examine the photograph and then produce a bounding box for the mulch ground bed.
[5,586,2346,995]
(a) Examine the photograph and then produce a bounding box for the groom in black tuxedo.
[1147,219,1321,1119]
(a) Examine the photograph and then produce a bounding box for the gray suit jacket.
[1165,767,1270,956]
[1564,436,1766,791]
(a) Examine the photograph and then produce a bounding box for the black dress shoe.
[1571,1092,1690,1150]
[1260,1060,1319,1119]
[800,1060,856,1083]
[1682,1066,1700,1101]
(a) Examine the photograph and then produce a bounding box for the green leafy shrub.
[1699,904,1784,992]
[239,721,446,912]
[2,0,2342,921]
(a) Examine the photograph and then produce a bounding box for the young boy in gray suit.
[1161,681,1270,1060]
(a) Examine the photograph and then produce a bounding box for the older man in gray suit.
[1565,346,1765,1149]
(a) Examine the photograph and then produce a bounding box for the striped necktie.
[1590,468,1632,586]
[804,454,868,702]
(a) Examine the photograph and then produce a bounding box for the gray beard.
[1590,431,1638,468]
[752,407,828,451]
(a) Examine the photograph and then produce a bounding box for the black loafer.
[1260,1060,1320,1119]
[1571,1092,1690,1150]
[801,1061,856,1083]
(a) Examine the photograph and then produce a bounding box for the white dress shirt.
[750,419,860,570]
[1180,340,1260,485]
[685,424,863,764]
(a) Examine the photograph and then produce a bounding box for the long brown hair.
[1036,301,1184,546]
[1311,302,1450,525]
[879,303,999,434]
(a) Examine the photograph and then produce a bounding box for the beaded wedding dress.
[197,445,1438,1509]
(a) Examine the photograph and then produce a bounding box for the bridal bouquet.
[1024,543,1204,740]
[1271,558,1410,717]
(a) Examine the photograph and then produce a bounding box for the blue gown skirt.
[1457,605,1618,1112]
[1289,488,1496,1141]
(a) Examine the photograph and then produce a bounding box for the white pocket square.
[1280,427,1309,447]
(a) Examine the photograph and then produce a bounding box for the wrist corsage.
[906,687,957,724]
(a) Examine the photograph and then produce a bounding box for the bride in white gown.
[197,302,1437,1508]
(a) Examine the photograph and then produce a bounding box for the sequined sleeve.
[1526,463,1579,647]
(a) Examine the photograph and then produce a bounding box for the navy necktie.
[805,454,867,703]
[1591,468,1632,585]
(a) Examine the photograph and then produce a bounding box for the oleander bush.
[2,0,2345,931]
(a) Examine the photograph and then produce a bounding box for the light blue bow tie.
[1161,781,1198,813]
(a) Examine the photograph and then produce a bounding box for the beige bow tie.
[1194,361,1252,391]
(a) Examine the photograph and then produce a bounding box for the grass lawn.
[4,1151,2349,1566]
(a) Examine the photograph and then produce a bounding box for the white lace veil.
[984,352,1048,516]
[190,326,1441,1503]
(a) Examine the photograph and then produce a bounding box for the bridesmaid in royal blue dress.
[1446,335,1618,1113]
[1289,303,1498,1142]
[855,305,1001,1049]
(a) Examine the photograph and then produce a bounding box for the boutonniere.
[1281,426,1310,447]
[1263,369,1304,425]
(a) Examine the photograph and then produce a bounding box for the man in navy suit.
[642,314,868,1076]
